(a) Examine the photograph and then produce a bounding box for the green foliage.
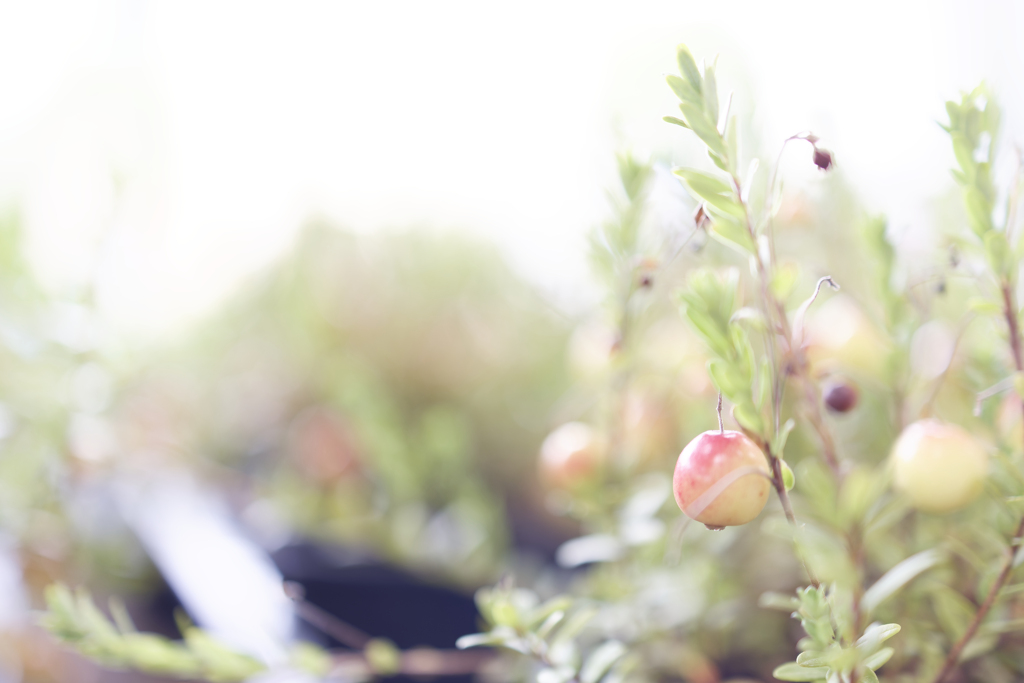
[40,583,266,682]
[943,86,1000,238]
[768,586,901,683]
[458,581,633,683]
[677,267,766,434]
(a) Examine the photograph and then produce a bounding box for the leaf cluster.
[458,582,634,683]
[769,586,900,683]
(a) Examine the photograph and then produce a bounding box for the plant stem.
[717,392,724,433]
[932,281,1024,683]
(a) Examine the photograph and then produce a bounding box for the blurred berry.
[812,147,834,171]
[823,380,858,413]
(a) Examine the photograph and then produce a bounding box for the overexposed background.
[0,0,1021,338]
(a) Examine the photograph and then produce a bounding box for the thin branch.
[792,276,840,348]
[284,581,373,649]
[974,376,1016,416]
[286,581,499,678]
[766,132,818,268]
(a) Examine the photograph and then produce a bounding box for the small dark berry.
[823,381,858,413]
[812,147,834,171]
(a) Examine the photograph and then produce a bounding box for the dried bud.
[823,380,858,413]
[693,203,711,230]
[812,147,834,171]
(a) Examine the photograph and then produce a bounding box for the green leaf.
[663,115,690,129]
[709,150,730,172]
[772,419,796,456]
[759,591,801,611]
[856,623,901,649]
[951,132,975,174]
[966,186,993,234]
[795,649,831,668]
[725,116,738,174]
[703,63,719,126]
[457,627,514,650]
[536,611,567,640]
[984,229,1011,275]
[772,662,829,681]
[527,596,573,628]
[673,168,734,197]
[862,647,894,671]
[708,359,744,397]
[781,460,796,491]
[676,44,703,92]
[706,213,756,254]
[678,101,727,157]
[733,401,764,435]
[861,549,944,615]
[685,308,729,356]
[666,74,701,105]
[860,668,880,683]
[579,641,628,683]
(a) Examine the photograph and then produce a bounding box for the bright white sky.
[0,0,1021,340]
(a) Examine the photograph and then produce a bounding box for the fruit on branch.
[890,419,989,513]
[822,379,859,414]
[672,430,771,528]
[539,422,604,488]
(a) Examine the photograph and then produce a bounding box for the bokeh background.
[3,1,1023,335]
[0,1,1023,682]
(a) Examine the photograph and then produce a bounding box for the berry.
[673,430,771,528]
[539,422,603,488]
[890,419,988,513]
[823,380,858,413]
